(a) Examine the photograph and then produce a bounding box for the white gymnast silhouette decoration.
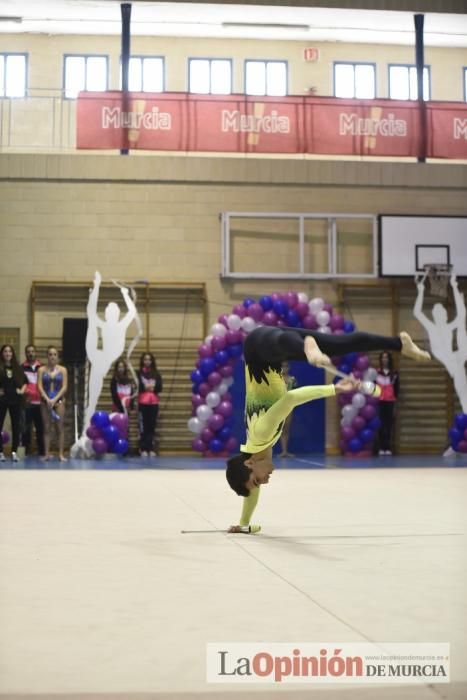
[414,270,467,413]
[71,271,142,457]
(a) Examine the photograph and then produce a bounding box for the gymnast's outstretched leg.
[244,325,430,370]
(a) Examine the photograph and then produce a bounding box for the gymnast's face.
[244,452,274,490]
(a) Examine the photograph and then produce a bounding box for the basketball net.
[423,263,452,297]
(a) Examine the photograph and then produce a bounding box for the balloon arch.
[187,292,381,457]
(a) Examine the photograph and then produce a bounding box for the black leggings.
[0,402,22,452]
[138,404,159,452]
[379,402,395,451]
[23,404,45,456]
[244,326,402,381]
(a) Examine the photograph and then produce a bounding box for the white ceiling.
[0,0,466,46]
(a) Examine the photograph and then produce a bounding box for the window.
[121,56,165,92]
[0,53,27,97]
[64,55,108,98]
[334,62,376,99]
[188,58,232,94]
[245,60,287,96]
[388,65,430,100]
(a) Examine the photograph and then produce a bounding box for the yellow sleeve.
[254,384,336,442]
[239,486,260,526]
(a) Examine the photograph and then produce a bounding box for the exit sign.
[303,47,320,62]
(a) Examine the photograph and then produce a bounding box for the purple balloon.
[1,430,10,444]
[270,293,281,302]
[92,438,108,455]
[285,291,298,308]
[262,310,278,326]
[201,427,214,444]
[457,440,467,453]
[329,314,344,331]
[211,335,227,351]
[207,371,222,387]
[218,314,228,326]
[219,364,234,378]
[232,304,247,319]
[277,319,286,327]
[225,437,239,452]
[208,413,225,432]
[198,382,210,397]
[361,404,377,421]
[295,302,309,318]
[192,393,203,407]
[355,355,370,372]
[216,401,233,417]
[352,416,366,432]
[338,392,352,406]
[110,413,128,434]
[339,439,348,452]
[341,426,356,441]
[248,303,264,322]
[324,303,333,314]
[352,369,363,380]
[302,314,318,330]
[223,391,233,403]
[86,425,101,440]
[198,343,212,358]
[192,438,205,452]
[226,330,241,344]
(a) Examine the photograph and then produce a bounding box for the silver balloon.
[351,392,366,409]
[196,404,213,421]
[188,417,204,434]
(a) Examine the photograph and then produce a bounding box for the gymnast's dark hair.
[226,452,252,497]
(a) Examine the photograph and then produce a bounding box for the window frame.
[63,53,109,99]
[187,57,233,95]
[333,61,377,99]
[387,63,431,101]
[120,54,166,92]
[244,58,288,96]
[0,52,28,98]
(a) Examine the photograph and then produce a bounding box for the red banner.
[76,92,467,159]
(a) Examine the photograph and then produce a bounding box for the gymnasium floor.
[0,455,466,700]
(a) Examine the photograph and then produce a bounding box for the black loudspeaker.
[62,318,88,364]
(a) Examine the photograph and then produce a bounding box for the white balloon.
[241,317,256,333]
[227,314,242,331]
[206,391,221,408]
[188,417,204,434]
[351,392,366,409]
[205,334,213,345]
[211,323,227,337]
[317,325,331,334]
[297,292,309,304]
[361,380,376,397]
[316,310,330,327]
[218,381,229,396]
[225,377,234,387]
[309,297,325,314]
[364,367,378,382]
[341,416,353,427]
[342,404,358,419]
[196,404,213,421]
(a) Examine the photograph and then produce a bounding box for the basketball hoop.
[423,263,452,297]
